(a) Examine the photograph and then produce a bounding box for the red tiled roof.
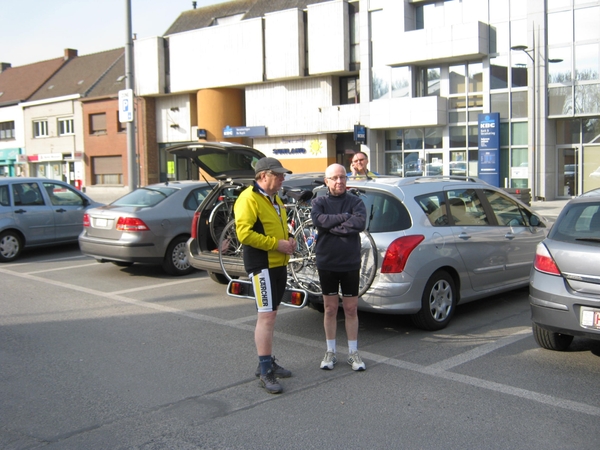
[0,58,66,105]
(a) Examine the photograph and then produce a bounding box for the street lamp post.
[511,45,537,199]
[511,44,563,200]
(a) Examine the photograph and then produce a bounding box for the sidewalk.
[530,199,569,219]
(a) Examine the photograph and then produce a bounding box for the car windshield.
[112,186,179,207]
[549,202,600,243]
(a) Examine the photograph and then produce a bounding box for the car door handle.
[14,208,27,214]
[504,233,515,240]
[458,232,471,240]
[55,208,67,213]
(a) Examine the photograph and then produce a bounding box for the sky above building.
[1,0,229,67]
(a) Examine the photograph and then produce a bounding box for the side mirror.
[530,215,541,227]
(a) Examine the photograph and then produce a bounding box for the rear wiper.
[575,237,600,242]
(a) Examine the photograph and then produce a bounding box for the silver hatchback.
[529,188,600,350]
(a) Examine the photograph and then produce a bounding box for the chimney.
[64,48,78,60]
[0,63,11,72]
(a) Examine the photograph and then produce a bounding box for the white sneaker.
[320,351,337,370]
[347,351,366,371]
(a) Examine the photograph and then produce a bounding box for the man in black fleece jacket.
[310,163,367,371]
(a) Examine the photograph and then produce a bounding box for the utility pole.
[125,0,137,191]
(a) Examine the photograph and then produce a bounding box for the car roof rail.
[410,175,485,184]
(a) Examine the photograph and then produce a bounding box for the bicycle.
[216,188,314,284]
[208,182,244,245]
[217,188,378,299]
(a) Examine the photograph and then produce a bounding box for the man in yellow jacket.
[234,157,296,394]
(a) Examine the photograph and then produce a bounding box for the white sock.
[348,340,358,353]
[326,339,336,353]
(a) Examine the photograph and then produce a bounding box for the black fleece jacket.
[310,190,367,272]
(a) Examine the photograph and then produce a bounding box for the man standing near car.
[348,151,378,178]
[234,157,296,394]
[311,163,367,371]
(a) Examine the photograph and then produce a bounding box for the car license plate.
[94,218,108,227]
[580,308,600,329]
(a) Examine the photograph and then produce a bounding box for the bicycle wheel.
[358,230,377,297]
[289,219,322,295]
[209,201,232,245]
[218,219,245,281]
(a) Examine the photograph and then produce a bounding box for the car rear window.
[549,203,600,242]
[112,187,178,207]
[363,190,411,232]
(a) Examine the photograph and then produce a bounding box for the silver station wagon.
[309,176,551,330]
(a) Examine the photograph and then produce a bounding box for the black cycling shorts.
[317,269,360,297]
[251,266,287,312]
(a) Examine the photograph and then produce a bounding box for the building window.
[417,67,441,97]
[548,4,600,117]
[0,121,15,140]
[340,76,360,104]
[92,155,123,185]
[117,115,126,133]
[33,120,48,138]
[58,118,74,136]
[89,113,107,135]
[349,1,360,70]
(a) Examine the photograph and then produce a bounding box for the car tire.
[412,270,456,331]
[208,271,229,284]
[532,322,574,351]
[0,230,23,262]
[162,235,194,276]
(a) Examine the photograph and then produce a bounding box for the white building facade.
[134,0,600,200]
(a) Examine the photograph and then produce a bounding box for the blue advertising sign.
[354,124,366,144]
[223,125,267,138]
[478,113,500,186]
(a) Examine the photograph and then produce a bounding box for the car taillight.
[116,217,149,231]
[191,211,200,239]
[533,243,561,275]
[381,235,425,273]
[83,213,90,227]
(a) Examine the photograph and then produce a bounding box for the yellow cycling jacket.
[234,184,290,274]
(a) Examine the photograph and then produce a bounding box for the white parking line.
[2,266,599,418]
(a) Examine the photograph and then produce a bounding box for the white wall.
[155,94,194,143]
[246,76,359,136]
[307,1,349,75]
[134,36,166,96]
[22,98,83,156]
[169,19,264,91]
[264,8,304,80]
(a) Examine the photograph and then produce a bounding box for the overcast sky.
[1,0,229,67]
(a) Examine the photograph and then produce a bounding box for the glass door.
[557,147,579,197]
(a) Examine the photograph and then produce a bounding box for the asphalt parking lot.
[1,240,599,449]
